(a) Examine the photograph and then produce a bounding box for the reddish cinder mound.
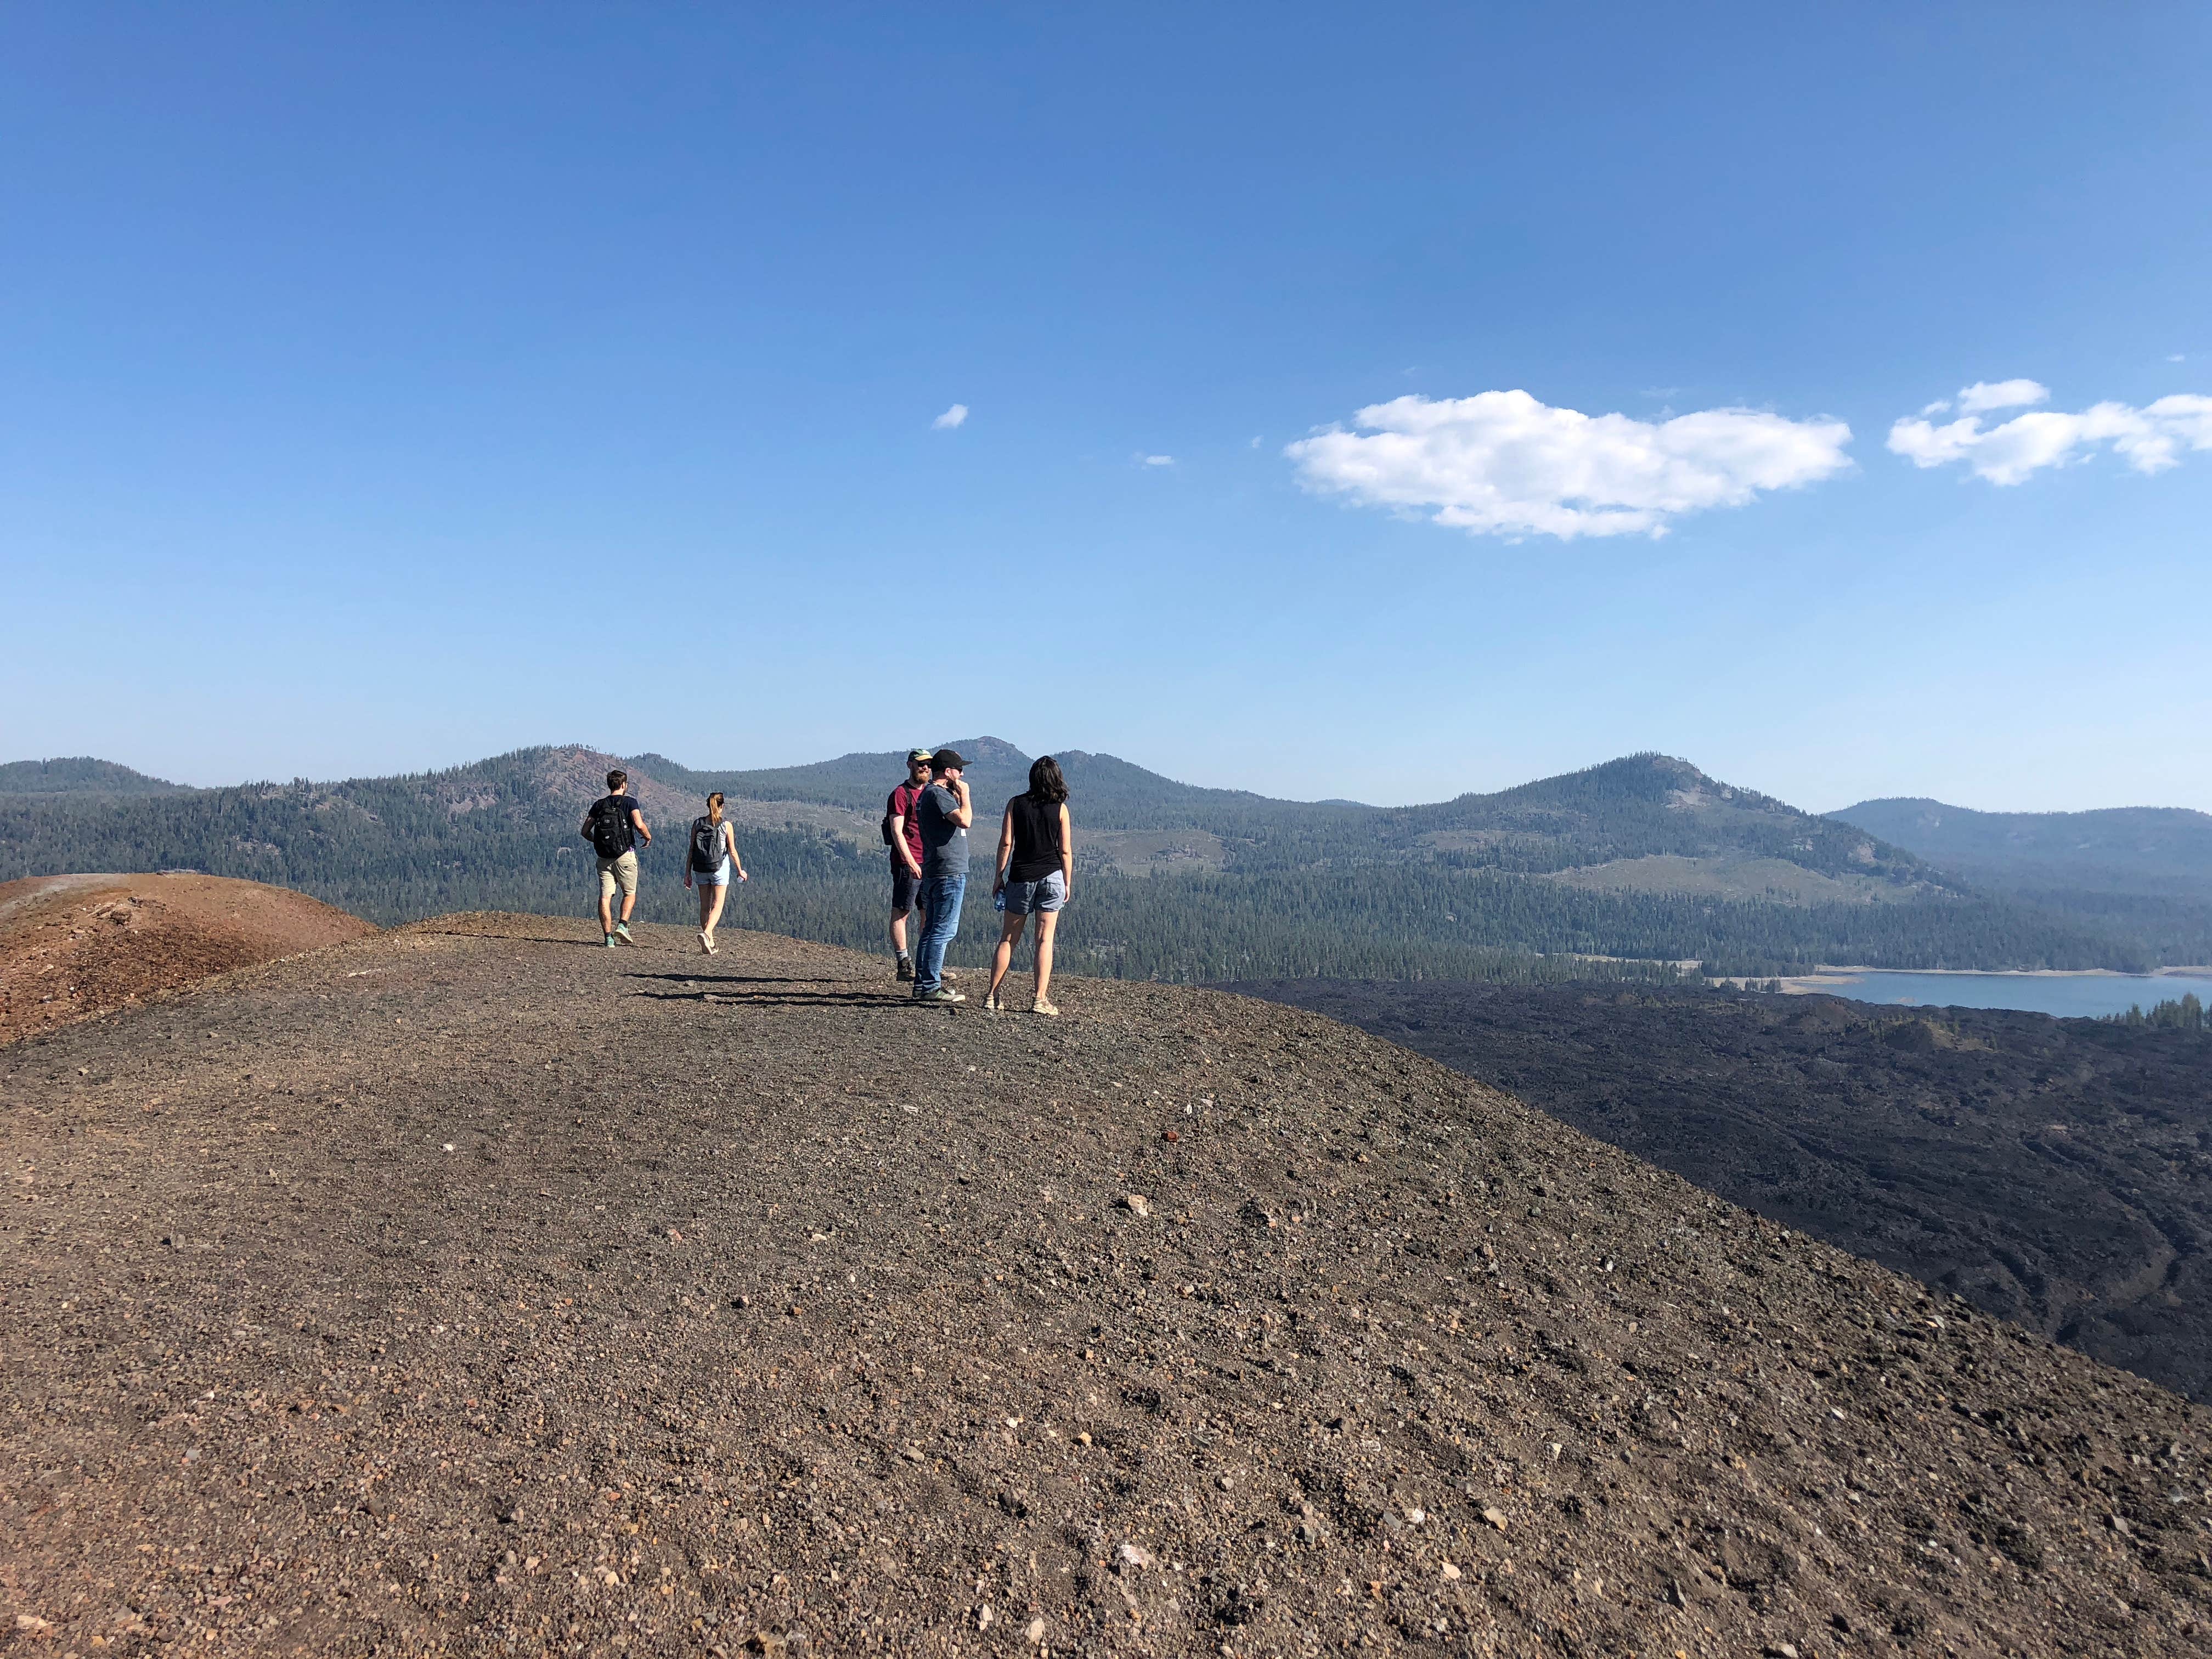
[0,873,374,1045]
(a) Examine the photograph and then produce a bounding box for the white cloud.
[931,403,968,430]
[1955,379,2049,415]
[1141,454,1175,467]
[1888,392,2212,485]
[1283,390,1853,539]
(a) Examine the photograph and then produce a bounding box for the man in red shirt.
[887,748,933,981]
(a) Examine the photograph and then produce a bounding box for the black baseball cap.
[930,748,966,771]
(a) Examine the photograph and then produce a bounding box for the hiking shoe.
[894,957,915,983]
[1032,998,1061,1018]
[612,922,636,946]
[914,987,966,1004]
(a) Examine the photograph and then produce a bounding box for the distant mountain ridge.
[0,758,182,795]
[1833,796,2212,900]
[630,737,1356,834]
[2,742,2200,978]
[1376,753,1950,886]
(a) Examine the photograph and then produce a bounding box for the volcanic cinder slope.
[3,917,2207,1656]
[0,873,376,1046]
[1216,979,2212,1406]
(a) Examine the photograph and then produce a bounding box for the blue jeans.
[913,873,966,994]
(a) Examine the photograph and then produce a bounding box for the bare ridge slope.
[3,916,2207,1656]
[0,872,375,1046]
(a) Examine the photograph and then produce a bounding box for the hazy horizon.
[12,734,2208,823]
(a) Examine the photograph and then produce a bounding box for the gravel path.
[3,913,2207,1656]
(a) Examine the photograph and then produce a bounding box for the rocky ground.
[0,873,375,1047]
[1220,980,2212,1405]
[3,915,2208,1656]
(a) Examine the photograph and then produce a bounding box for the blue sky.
[5,3,2208,810]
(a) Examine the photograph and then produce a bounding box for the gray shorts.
[1002,870,1066,915]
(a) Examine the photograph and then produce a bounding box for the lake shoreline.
[1774,966,2212,1019]
[1782,963,2212,987]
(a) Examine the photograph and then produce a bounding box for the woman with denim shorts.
[681,792,747,955]
[984,756,1074,1015]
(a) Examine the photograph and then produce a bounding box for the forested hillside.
[637,736,1375,840]
[1833,795,2212,900]
[1831,795,2212,966]
[2,743,2197,979]
[0,758,182,795]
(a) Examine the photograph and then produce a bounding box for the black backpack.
[690,816,725,872]
[585,797,634,859]
[880,788,901,847]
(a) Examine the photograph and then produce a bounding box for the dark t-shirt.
[591,794,642,856]
[887,782,927,868]
[916,782,968,879]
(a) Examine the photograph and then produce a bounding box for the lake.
[1793,969,2212,1020]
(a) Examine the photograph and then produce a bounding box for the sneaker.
[895,957,915,983]
[1031,998,1060,1018]
[698,930,712,954]
[612,922,636,946]
[983,993,1000,1012]
[943,967,961,982]
[604,934,618,949]
[914,987,966,1004]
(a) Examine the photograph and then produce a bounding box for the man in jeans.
[886,748,933,981]
[580,769,652,947]
[910,748,973,1003]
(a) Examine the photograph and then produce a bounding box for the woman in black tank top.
[986,756,1074,1015]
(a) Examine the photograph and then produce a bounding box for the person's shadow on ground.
[633,989,915,1008]
[627,977,909,1009]
[625,972,868,986]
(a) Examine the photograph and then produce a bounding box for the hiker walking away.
[581,769,651,947]
[682,791,747,956]
[985,755,1073,1016]
[884,748,933,981]
[909,747,973,1004]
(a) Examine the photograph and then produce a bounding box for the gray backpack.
[689,816,725,872]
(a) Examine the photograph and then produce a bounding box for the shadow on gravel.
[623,973,868,986]
[408,925,604,946]
[633,989,911,1008]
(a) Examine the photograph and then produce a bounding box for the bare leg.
[1032,910,1061,1006]
[988,911,1028,1001]
[598,886,615,934]
[890,911,909,955]
[703,883,729,936]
